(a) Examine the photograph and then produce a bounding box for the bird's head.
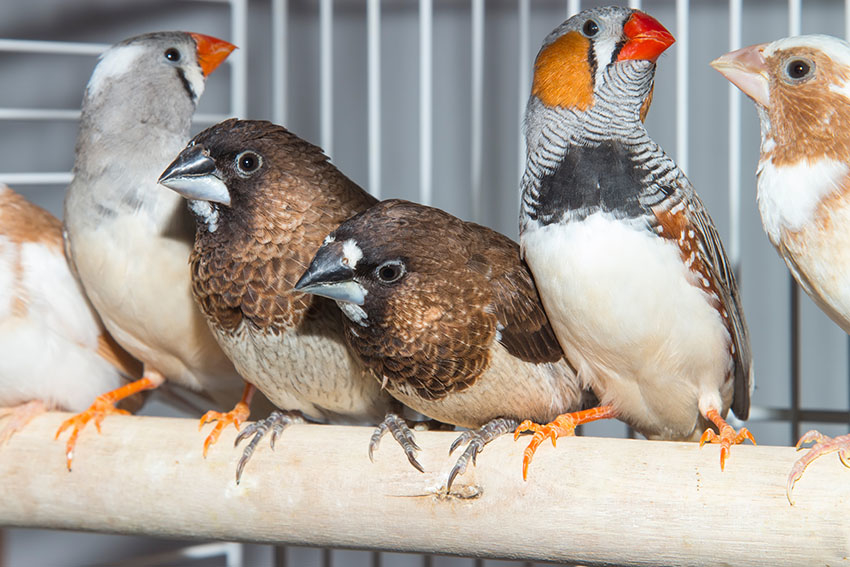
[295,200,458,330]
[712,34,850,164]
[158,118,315,238]
[86,31,234,109]
[530,6,674,122]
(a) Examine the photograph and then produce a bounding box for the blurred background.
[1,0,849,565]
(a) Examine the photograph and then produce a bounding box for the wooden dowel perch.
[0,413,847,566]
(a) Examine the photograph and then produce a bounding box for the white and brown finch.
[518,6,754,471]
[712,34,850,500]
[158,119,393,481]
[0,185,142,446]
[295,199,598,488]
[60,31,248,469]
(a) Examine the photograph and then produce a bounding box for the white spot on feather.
[338,301,369,327]
[342,239,363,268]
[189,200,219,233]
[87,45,146,98]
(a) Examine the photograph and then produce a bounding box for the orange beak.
[190,32,236,77]
[618,11,675,63]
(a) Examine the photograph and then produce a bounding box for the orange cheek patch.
[532,32,594,110]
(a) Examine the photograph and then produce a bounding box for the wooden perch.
[0,412,847,566]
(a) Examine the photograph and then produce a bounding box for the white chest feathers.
[756,156,848,245]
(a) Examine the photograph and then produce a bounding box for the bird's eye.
[784,58,814,83]
[235,151,262,175]
[164,48,181,62]
[376,261,406,284]
[582,19,599,37]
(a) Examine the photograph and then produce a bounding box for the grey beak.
[158,144,231,206]
[295,243,366,305]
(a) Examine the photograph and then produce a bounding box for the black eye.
[235,151,262,175]
[376,261,405,284]
[785,58,813,81]
[164,48,181,62]
[582,19,599,37]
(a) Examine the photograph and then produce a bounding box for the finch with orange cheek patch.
[159,119,394,482]
[713,34,850,502]
[296,199,598,489]
[519,6,754,473]
[0,185,142,448]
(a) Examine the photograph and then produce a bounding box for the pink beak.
[711,43,771,107]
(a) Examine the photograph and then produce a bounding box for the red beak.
[617,11,675,63]
[190,33,236,77]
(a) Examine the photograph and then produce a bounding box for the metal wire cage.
[2,0,850,565]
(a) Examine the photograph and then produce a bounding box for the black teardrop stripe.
[527,139,649,225]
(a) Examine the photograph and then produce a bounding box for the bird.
[712,34,850,501]
[0,185,142,447]
[158,118,394,482]
[60,31,250,470]
[294,198,600,488]
[518,6,754,473]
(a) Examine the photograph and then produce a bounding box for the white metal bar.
[629,0,641,9]
[728,0,742,270]
[0,38,108,55]
[420,0,433,206]
[518,0,530,189]
[676,0,689,175]
[0,173,73,185]
[471,0,484,219]
[272,0,288,125]
[368,0,382,198]
[567,0,580,17]
[789,0,802,35]
[230,0,248,118]
[0,108,81,121]
[847,0,850,39]
[320,0,334,157]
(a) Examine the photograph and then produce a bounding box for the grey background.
[1,0,848,565]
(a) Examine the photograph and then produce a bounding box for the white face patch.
[189,199,220,233]
[757,156,848,243]
[338,301,369,327]
[181,62,206,102]
[342,239,363,269]
[87,44,146,98]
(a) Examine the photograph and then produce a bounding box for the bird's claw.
[786,431,850,505]
[0,401,46,447]
[446,417,518,492]
[514,414,579,481]
[199,401,250,457]
[369,413,423,473]
[699,423,755,471]
[234,410,304,484]
[54,396,130,471]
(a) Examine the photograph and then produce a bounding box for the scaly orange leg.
[786,430,850,505]
[514,405,618,480]
[199,382,255,457]
[698,408,755,471]
[55,369,164,471]
[0,400,47,446]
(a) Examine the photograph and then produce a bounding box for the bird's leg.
[698,407,755,471]
[368,412,423,473]
[447,417,519,492]
[54,368,164,471]
[514,405,618,480]
[234,410,305,484]
[199,382,255,457]
[0,400,47,446]
[786,430,850,505]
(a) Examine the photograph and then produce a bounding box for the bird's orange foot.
[786,430,850,505]
[199,402,250,457]
[0,400,47,446]
[54,396,130,471]
[699,408,755,471]
[514,414,579,481]
[513,405,618,481]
